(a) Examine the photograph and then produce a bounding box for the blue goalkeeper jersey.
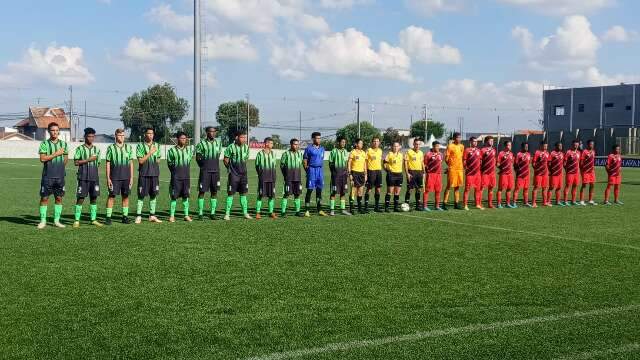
[303,145,325,168]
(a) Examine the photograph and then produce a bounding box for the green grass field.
[1,158,639,359]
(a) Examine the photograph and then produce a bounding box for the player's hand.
[54,148,65,156]
[129,181,133,189]
[150,145,157,154]
[89,155,98,162]
[107,179,113,190]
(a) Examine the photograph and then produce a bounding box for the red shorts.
[481,174,496,189]
[534,175,549,188]
[516,176,530,189]
[550,175,562,189]
[498,174,514,190]
[465,174,482,190]
[581,171,596,185]
[426,173,442,192]
[565,173,580,187]
[608,175,621,185]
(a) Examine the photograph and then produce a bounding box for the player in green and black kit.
[196,126,222,220]
[167,132,193,223]
[255,137,277,219]
[105,128,134,225]
[329,136,351,216]
[73,127,102,228]
[135,127,162,224]
[280,138,304,217]
[223,131,251,220]
[37,122,69,229]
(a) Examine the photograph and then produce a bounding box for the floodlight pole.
[356,97,360,138]
[193,0,202,144]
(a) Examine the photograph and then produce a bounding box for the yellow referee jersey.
[366,148,383,171]
[349,149,366,172]
[385,151,403,173]
[405,149,424,171]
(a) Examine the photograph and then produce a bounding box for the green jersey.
[256,150,277,182]
[329,148,348,173]
[195,138,222,173]
[38,139,68,179]
[280,150,303,182]
[224,143,249,176]
[106,143,134,181]
[136,142,161,177]
[167,145,193,180]
[74,144,101,181]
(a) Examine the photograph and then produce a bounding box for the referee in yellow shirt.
[444,132,464,210]
[365,136,383,212]
[405,138,425,211]
[348,138,367,214]
[384,141,404,212]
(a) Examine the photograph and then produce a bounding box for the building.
[0,127,33,141]
[15,107,71,141]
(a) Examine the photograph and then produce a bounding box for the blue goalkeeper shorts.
[306,166,324,190]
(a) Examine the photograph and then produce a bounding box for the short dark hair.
[176,131,187,138]
[47,122,59,131]
[355,138,363,144]
[235,130,246,137]
[432,141,440,147]
[504,140,512,146]
[413,137,421,143]
[115,128,125,135]
[555,141,562,147]
[145,127,154,133]
[264,137,273,143]
[484,136,494,142]
[372,136,380,141]
[573,139,580,144]
[83,127,96,136]
[290,138,299,145]
[452,132,461,138]
[521,142,528,149]
[205,126,217,132]
[311,132,321,138]
[469,137,477,142]
[612,144,620,151]
[540,141,547,146]
[587,139,594,145]
[337,136,346,142]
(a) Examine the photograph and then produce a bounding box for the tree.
[410,120,446,141]
[120,83,189,142]
[270,134,282,149]
[336,121,381,148]
[215,100,260,143]
[175,121,194,138]
[382,127,400,148]
[320,139,335,151]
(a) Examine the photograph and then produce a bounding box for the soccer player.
[443,132,464,210]
[167,132,193,223]
[604,144,623,205]
[548,142,565,206]
[563,139,581,206]
[223,131,251,220]
[531,142,550,208]
[423,141,444,211]
[405,138,425,210]
[329,137,351,216]
[303,132,327,216]
[463,137,483,210]
[196,126,222,220]
[480,136,497,209]
[37,122,68,229]
[135,128,162,223]
[496,140,514,209]
[105,128,134,225]
[255,137,277,219]
[280,138,304,217]
[512,142,531,208]
[348,138,368,214]
[579,139,597,206]
[384,141,404,212]
[365,136,383,212]
[73,127,102,228]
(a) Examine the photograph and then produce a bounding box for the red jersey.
[549,151,564,176]
[564,149,581,174]
[497,150,514,175]
[580,149,596,173]
[424,151,443,174]
[533,150,549,176]
[480,146,496,175]
[514,152,531,179]
[607,154,622,177]
[463,147,482,175]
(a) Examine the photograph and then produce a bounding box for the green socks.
[225,196,233,215]
[54,204,63,223]
[106,207,113,218]
[341,199,346,210]
[90,204,97,221]
[198,198,205,215]
[330,199,335,210]
[74,204,82,221]
[268,198,275,214]
[294,198,301,212]
[136,200,143,215]
[210,198,217,215]
[170,200,177,217]
[122,207,129,217]
[198,197,217,215]
[240,195,248,215]
[281,198,288,214]
[182,199,189,216]
[256,199,263,214]
[149,199,157,215]
[39,205,47,223]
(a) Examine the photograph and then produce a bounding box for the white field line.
[554,343,639,360]
[243,305,640,360]
[0,161,39,167]
[396,213,640,252]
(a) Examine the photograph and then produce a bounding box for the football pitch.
[1,158,639,359]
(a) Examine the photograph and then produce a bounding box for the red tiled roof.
[15,107,70,129]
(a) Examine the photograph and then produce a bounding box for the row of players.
[35,123,624,229]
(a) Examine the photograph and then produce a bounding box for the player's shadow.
[0,215,43,226]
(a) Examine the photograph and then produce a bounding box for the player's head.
[555,141,563,151]
[355,138,364,149]
[413,137,421,150]
[452,132,461,144]
[392,141,401,153]
[264,137,273,150]
[432,141,440,152]
[337,136,346,149]
[504,140,512,151]
[572,139,580,150]
[371,136,380,148]
[586,139,594,150]
[484,136,494,147]
[144,127,154,142]
[114,128,125,144]
[470,136,477,148]
[540,141,548,151]
[521,142,529,152]
[47,122,60,140]
[311,132,321,145]
[612,144,621,154]
[205,126,217,140]
[235,131,247,145]
[290,138,299,151]
[175,131,187,146]
[83,127,96,145]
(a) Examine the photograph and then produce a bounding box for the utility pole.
[370,104,375,128]
[84,100,87,130]
[356,97,360,138]
[299,110,302,141]
[69,85,73,141]
[246,93,250,142]
[423,104,428,146]
[193,0,202,144]
[497,115,501,152]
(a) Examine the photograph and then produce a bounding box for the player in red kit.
[548,142,565,206]
[463,137,484,210]
[496,140,514,209]
[604,144,623,205]
[531,142,550,207]
[563,139,581,206]
[423,141,444,211]
[512,142,531,208]
[480,136,497,209]
[579,139,597,206]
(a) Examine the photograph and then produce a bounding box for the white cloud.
[568,66,640,86]
[497,0,614,16]
[319,0,372,9]
[298,13,331,33]
[186,70,217,88]
[204,34,259,61]
[398,26,461,64]
[146,70,166,84]
[512,15,600,70]
[270,38,308,80]
[404,0,469,15]
[602,25,635,42]
[146,4,192,32]
[0,45,94,86]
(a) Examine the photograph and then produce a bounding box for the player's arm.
[347,151,353,175]
[404,153,411,179]
[39,145,65,163]
[137,144,157,165]
[128,158,134,188]
[328,151,336,173]
[302,148,309,171]
[195,142,204,166]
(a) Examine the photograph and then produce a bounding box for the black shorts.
[351,171,366,187]
[170,178,190,199]
[407,170,425,189]
[109,179,130,197]
[331,171,349,196]
[198,171,220,193]
[40,177,65,198]
[386,172,403,187]
[367,170,383,188]
[258,179,276,198]
[227,173,248,195]
[138,176,160,198]
[284,181,302,196]
[76,180,100,199]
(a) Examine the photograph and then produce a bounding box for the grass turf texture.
[0,158,639,359]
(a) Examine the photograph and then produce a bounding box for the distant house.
[15,107,71,141]
[0,132,34,141]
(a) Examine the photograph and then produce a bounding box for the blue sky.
[0,0,638,139]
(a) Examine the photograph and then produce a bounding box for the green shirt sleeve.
[167,148,175,167]
[38,141,48,154]
[136,144,144,158]
[63,142,68,155]
[74,146,82,160]
[223,145,232,158]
